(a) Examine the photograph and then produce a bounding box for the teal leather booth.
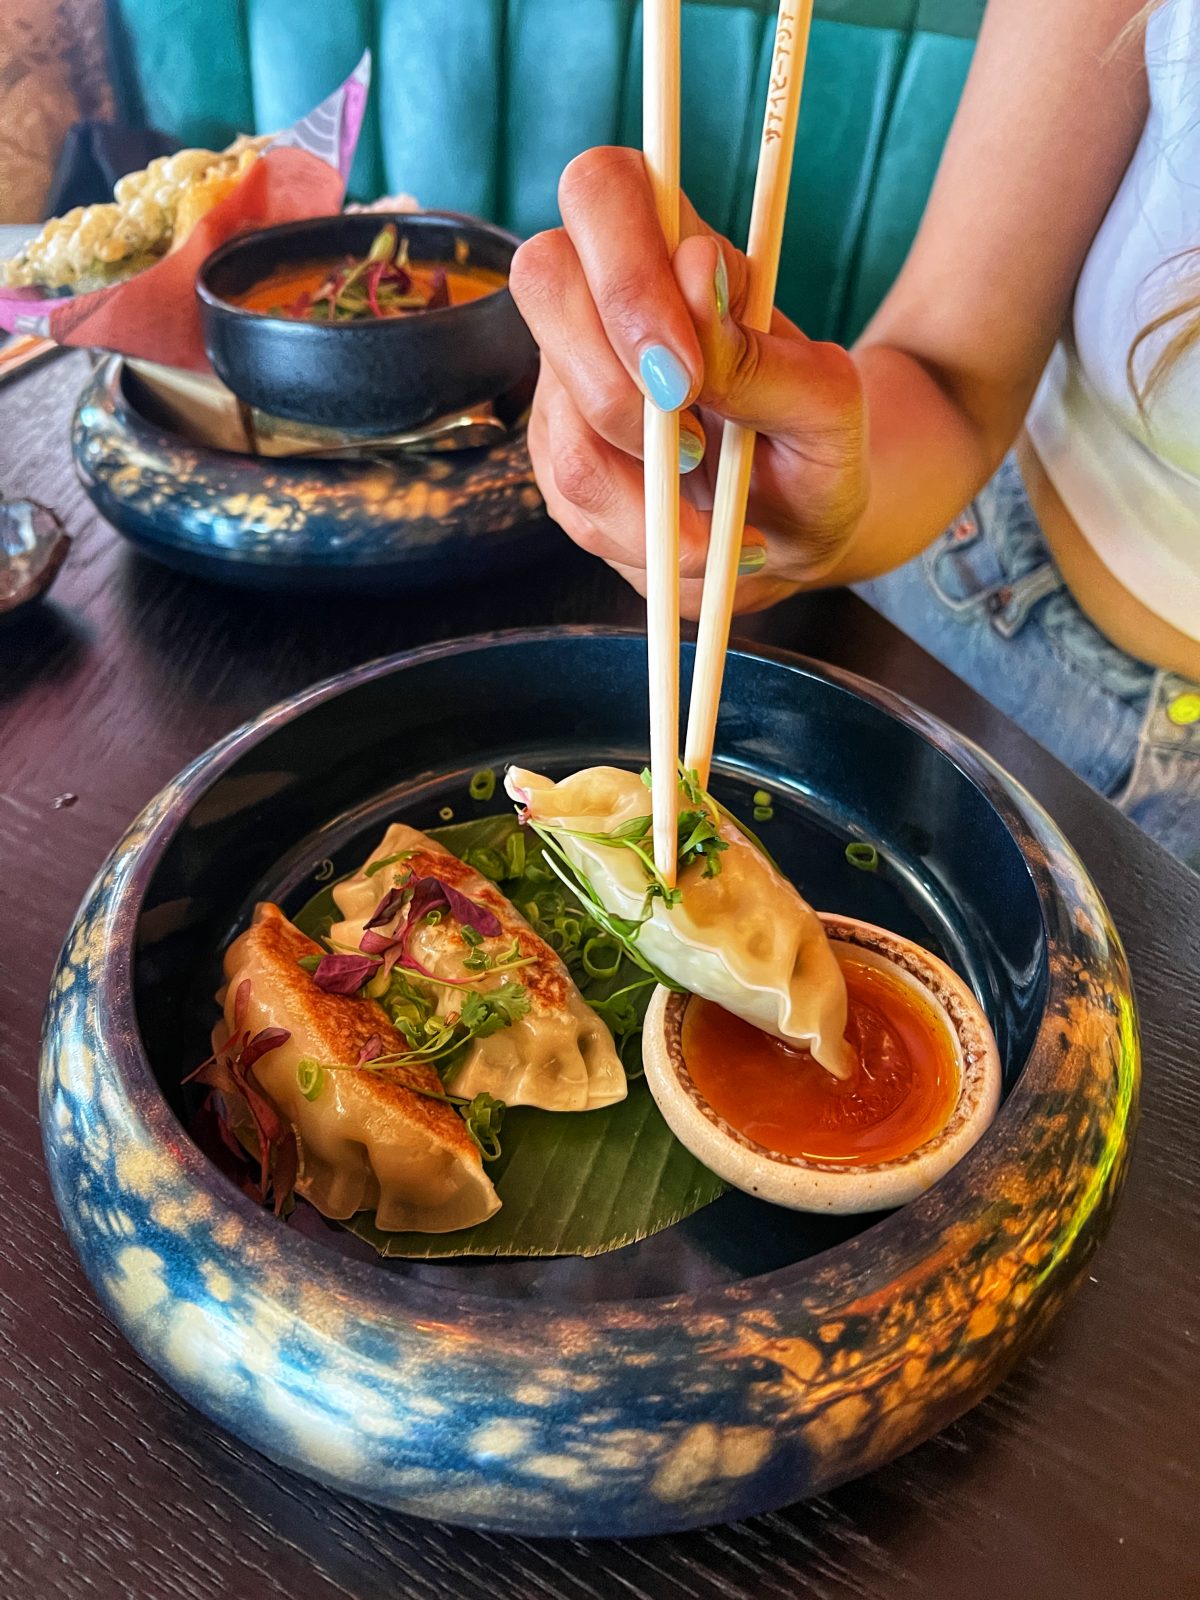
[104,0,984,341]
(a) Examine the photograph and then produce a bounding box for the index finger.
[558,147,705,414]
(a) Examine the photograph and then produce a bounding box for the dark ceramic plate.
[41,631,1138,1535]
[71,358,549,592]
[198,213,536,431]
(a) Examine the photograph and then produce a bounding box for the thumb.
[672,234,862,440]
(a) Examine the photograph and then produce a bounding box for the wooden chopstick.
[683,0,815,788]
[643,0,683,886]
[0,333,65,386]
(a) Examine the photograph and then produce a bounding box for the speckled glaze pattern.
[70,359,549,591]
[40,633,1139,1537]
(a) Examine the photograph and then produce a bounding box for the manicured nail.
[639,343,690,412]
[737,544,766,575]
[679,427,705,474]
[714,254,729,320]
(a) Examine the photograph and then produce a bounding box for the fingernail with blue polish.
[640,344,690,412]
[737,544,767,575]
[679,428,705,474]
[715,255,729,320]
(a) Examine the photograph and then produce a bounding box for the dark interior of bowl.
[132,634,1048,1301]
[198,213,536,431]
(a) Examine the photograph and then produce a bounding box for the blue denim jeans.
[857,455,1200,873]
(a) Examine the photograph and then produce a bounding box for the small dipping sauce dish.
[643,914,1002,1214]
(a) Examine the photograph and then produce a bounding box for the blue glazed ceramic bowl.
[71,359,549,592]
[40,631,1139,1536]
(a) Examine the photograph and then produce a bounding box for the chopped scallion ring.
[582,935,622,980]
[845,841,880,872]
[296,1056,325,1101]
[469,768,497,802]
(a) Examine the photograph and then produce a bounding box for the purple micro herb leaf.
[359,880,415,955]
[312,952,380,994]
[404,875,449,927]
[436,879,502,939]
[379,942,410,980]
[365,885,409,930]
[240,1026,292,1070]
[392,876,503,980]
[356,1034,384,1065]
[184,1010,297,1215]
[404,875,503,939]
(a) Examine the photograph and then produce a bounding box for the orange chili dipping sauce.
[234,260,506,316]
[680,957,960,1165]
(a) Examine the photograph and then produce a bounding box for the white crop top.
[1025,0,1200,642]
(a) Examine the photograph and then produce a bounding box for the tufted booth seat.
[105,0,984,341]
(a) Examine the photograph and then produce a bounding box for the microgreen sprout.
[525,766,727,929]
[294,1044,507,1160]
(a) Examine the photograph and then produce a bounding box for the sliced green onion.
[438,805,454,821]
[462,844,508,881]
[845,841,880,872]
[296,1057,325,1101]
[365,850,413,878]
[752,788,771,807]
[469,768,496,802]
[581,935,622,980]
[463,1091,505,1161]
[753,805,774,823]
[504,830,526,878]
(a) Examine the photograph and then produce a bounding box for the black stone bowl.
[197,213,536,432]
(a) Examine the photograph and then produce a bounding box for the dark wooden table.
[2,352,1198,1600]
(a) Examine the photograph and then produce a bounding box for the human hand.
[510,147,869,616]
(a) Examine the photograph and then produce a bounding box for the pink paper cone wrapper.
[0,51,371,372]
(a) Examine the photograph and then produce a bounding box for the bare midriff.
[1017,431,1200,681]
[680,957,960,1165]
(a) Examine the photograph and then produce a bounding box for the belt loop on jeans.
[986,562,1064,639]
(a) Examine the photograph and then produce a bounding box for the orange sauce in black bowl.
[680,957,960,1165]
[234,260,507,317]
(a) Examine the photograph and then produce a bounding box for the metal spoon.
[271,408,510,460]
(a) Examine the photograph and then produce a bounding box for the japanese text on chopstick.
[765,3,802,142]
